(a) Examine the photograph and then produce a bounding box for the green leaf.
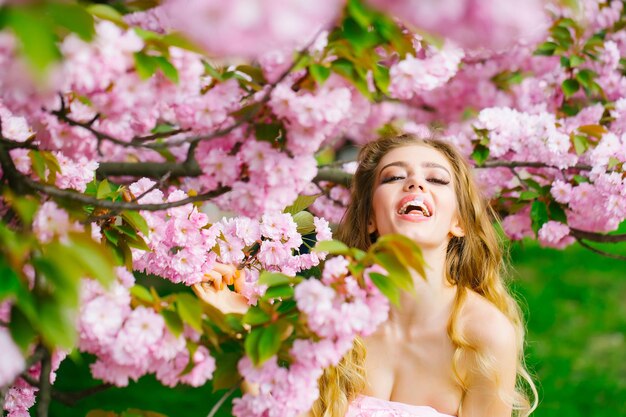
[8,195,39,225]
[64,234,118,285]
[162,32,205,54]
[562,79,580,98]
[161,309,184,338]
[471,144,490,166]
[236,65,266,84]
[519,190,540,200]
[293,211,315,235]
[313,239,350,254]
[103,228,120,246]
[575,69,596,90]
[373,234,424,279]
[175,293,203,333]
[262,285,294,301]
[548,201,568,223]
[373,251,413,292]
[552,25,573,48]
[283,194,320,215]
[29,150,47,181]
[607,156,620,170]
[245,326,263,364]
[5,7,61,74]
[46,3,95,41]
[153,56,179,84]
[39,298,76,349]
[212,348,243,391]
[242,307,271,326]
[257,323,281,364]
[534,41,558,56]
[86,4,127,27]
[254,123,281,142]
[134,52,158,80]
[130,285,154,303]
[369,272,401,306]
[8,306,37,351]
[258,272,292,287]
[530,200,549,235]
[122,211,150,236]
[97,179,114,199]
[572,134,589,155]
[347,0,375,27]
[570,55,584,67]
[373,65,390,93]
[310,64,331,85]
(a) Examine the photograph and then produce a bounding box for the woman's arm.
[460,306,518,417]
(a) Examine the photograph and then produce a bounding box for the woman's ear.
[450,216,465,238]
[367,218,376,234]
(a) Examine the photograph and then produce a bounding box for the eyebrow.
[379,161,451,177]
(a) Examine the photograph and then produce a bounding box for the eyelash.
[381,176,450,185]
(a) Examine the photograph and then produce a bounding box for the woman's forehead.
[378,144,452,171]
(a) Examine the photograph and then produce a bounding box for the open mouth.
[397,196,432,217]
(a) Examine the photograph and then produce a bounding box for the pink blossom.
[538,221,575,249]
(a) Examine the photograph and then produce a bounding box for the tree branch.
[36,348,52,417]
[314,167,352,187]
[97,161,201,178]
[478,160,594,171]
[576,239,626,260]
[571,228,626,243]
[22,175,230,211]
[51,384,113,406]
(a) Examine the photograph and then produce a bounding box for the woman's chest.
[362,327,463,415]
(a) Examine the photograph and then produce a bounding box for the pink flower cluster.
[164,0,343,59]
[368,0,548,51]
[388,42,464,100]
[0,327,24,387]
[3,349,66,417]
[78,267,215,387]
[475,107,577,168]
[233,258,389,417]
[270,75,356,156]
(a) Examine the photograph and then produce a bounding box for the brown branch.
[51,384,113,406]
[97,161,201,178]
[478,160,594,171]
[37,348,51,417]
[576,238,626,261]
[0,137,39,150]
[571,229,626,243]
[23,175,230,211]
[314,167,352,187]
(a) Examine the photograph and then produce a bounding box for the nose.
[404,177,425,192]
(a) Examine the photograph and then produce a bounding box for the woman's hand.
[192,262,249,315]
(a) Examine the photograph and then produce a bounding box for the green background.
[48,240,626,417]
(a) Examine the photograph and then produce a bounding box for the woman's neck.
[388,241,456,328]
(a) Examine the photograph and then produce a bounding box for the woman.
[194,134,537,417]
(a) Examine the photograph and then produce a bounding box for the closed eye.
[381,175,405,184]
[428,178,450,185]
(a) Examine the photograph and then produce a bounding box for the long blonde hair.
[311,134,537,417]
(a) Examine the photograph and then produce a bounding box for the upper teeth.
[398,198,431,216]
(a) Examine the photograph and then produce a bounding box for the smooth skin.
[195,144,518,417]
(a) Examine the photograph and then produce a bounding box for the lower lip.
[397,213,431,222]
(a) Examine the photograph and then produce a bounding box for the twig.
[0,137,39,150]
[207,384,239,417]
[313,167,352,187]
[576,239,626,261]
[36,348,51,417]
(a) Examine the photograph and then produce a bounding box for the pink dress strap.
[346,395,457,417]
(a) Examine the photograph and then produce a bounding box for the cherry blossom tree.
[0,0,625,416]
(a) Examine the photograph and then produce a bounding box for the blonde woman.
[194,134,537,417]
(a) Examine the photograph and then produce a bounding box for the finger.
[213,263,237,279]
[234,269,246,293]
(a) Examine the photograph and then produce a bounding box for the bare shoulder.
[459,290,517,355]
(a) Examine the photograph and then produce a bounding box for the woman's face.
[369,144,464,249]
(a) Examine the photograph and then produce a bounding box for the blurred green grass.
[49,240,626,417]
